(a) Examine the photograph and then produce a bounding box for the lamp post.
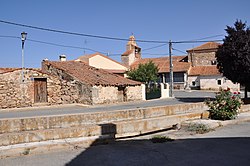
[21,32,27,82]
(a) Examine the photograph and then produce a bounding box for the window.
[217,79,222,85]
[192,81,196,86]
[165,72,185,83]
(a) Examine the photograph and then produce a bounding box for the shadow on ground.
[175,97,211,103]
[65,128,250,166]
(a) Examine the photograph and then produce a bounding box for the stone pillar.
[141,84,146,100]
[160,83,169,98]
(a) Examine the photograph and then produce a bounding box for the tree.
[216,20,250,98]
[127,61,159,85]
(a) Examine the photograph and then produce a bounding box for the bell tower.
[121,35,141,66]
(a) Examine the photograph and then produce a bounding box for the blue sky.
[1,0,250,68]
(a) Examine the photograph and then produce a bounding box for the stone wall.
[92,86,119,104]
[42,63,93,105]
[0,69,62,109]
[189,52,216,66]
[126,85,143,101]
[91,85,143,104]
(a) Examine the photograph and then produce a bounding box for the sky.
[0,0,250,68]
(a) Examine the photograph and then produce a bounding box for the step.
[0,111,204,146]
[0,103,207,134]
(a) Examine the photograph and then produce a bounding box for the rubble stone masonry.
[0,69,62,109]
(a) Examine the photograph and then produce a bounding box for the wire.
[191,34,224,41]
[172,48,186,54]
[0,19,225,44]
[0,34,107,54]
[143,43,168,51]
[173,39,223,44]
[0,19,169,44]
[27,39,107,54]
[0,35,20,39]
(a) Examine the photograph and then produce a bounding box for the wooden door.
[34,78,47,103]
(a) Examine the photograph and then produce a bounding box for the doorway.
[118,86,127,102]
[34,78,47,103]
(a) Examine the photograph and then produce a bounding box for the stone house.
[75,53,128,76]
[0,60,144,109]
[42,60,144,105]
[0,68,63,109]
[186,42,221,66]
[186,42,240,91]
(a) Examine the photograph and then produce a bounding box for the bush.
[205,88,242,120]
[187,123,212,134]
[150,135,174,143]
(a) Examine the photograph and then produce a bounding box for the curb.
[185,111,250,130]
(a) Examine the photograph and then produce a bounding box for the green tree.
[216,20,250,98]
[127,61,159,85]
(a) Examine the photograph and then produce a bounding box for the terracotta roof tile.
[189,66,221,76]
[187,42,221,52]
[0,68,43,74]
[122,50,133,56]
[43,61,141,86]
[130,56,191,73]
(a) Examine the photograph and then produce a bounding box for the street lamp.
[21,32,27,82]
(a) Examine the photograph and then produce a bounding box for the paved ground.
[1,121,250,166]
[0,90,215,119]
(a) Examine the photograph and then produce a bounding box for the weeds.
[187,123,212,134]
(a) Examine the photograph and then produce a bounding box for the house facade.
[186,42,240,91]
[0,68,64,109]
[0,60,144,109]
[188,66,240,91]
[42,60,144,105]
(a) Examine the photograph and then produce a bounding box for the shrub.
[187,123,211,134]
[205,88,242,120]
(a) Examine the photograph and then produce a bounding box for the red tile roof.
[122,50,133,56]
[0,68,43,74]
[0,68,19,74]
[130,56,191,73]
[189,66,221,76]
[187,42,221,52]
[43,61,141,86]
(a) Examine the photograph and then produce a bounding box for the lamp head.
[21,32,27,41]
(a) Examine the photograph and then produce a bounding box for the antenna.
[84,39,87,55]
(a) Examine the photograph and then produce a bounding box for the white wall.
[199,76,240,91]
[188,75,240,91]
[89,55,127,70]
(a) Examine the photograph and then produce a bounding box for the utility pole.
[21,32,27,83]
[169,40,173,97]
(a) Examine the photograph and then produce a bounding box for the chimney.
[59,55,66,61]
